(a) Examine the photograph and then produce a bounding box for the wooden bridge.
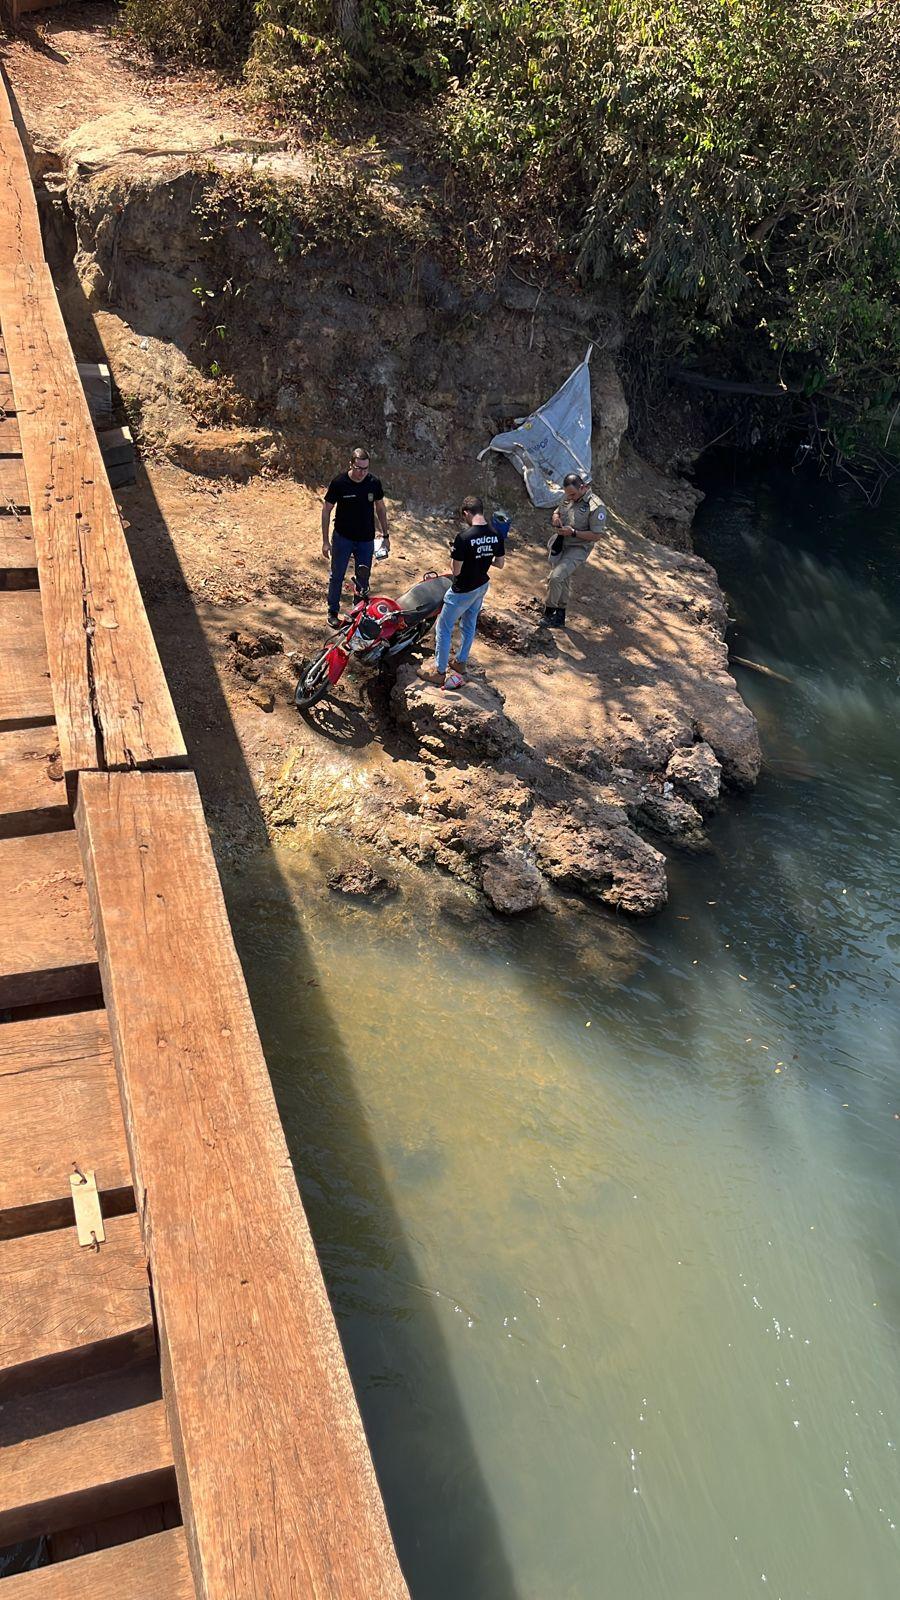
[0,65,408,1599]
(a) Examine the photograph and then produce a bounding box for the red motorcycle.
[294,572,452,711]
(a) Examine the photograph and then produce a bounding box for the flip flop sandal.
[443,670,465,691]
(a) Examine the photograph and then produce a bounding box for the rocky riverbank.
[3,12,760,918]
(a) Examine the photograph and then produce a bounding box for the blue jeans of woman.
[434,582,489,672]
[328,534,374,615]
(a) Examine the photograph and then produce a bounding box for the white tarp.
[478,346,593,507]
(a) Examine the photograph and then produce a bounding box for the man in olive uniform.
[542,472,608,628]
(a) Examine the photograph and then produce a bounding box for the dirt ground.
[3,5,254,156]
[2,10,760,914]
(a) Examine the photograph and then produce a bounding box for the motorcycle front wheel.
[294,651,332,710]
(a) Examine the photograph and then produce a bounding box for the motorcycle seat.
[395,575,452,622]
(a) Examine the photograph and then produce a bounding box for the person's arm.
[551,505,563,529]
[451,558,463,577]
[321,499,334,558]
[374,498,389,545]
[493,556,505,569]
[580,501,608,540]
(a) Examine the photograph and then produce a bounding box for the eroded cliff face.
[22,97,759,919]
[43,109,701,537]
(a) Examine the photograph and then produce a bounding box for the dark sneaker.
[327,612,340,629]
[546,607,567,629]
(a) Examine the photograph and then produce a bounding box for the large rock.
[633,786,707,852]
[529,802,667,916]
[481,850,544,914]
[607,710,694,772]
[391,665,524,761]
[666,742,722,811]
[696,694,762,789]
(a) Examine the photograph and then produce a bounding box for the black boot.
[541,605,556,626]
[546,606,566,629]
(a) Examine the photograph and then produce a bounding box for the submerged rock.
[529,801,667,916]
[481,850,544,914]
[326,865,399,899]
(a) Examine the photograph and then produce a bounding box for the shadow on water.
[25,169,523,1600]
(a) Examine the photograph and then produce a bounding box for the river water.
[228,465,900,1600]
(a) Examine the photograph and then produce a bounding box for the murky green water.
[227,466,900,1600]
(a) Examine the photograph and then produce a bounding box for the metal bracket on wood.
[70,1165,106,1249]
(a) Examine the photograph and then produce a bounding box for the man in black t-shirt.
[321,448,390,624]
[421,495,505,688]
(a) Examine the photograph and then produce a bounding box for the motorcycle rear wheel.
[294,651,332,710]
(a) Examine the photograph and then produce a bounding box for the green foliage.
[120,0,899,458]
[246,0,453,117]
[119,0,253,66]
[447,1,899,431]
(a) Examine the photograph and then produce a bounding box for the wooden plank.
[0,414,21,451]
[48,1499,181,1562]
[0,830,100,1009]
[0,373,14,409]
[0,75,186,776]
[0,726,70,837]
[76,770,409,1600]
[0,1361,176,1545]
[0,1212,154,1399]
[0,455,29,508]
[0,512,37,579]
[0,588,53,726]
[0,1009,132,1237]
[0,336,8,372]
[0,1528,194,1599]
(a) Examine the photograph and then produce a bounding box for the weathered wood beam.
[0,1527,195,1599]
[0,1360,176,1545]
[76,768,409,1600]
[0,1213,155,1399]
[0,830,100,1007]
[0,726,69,837]
[0,1008,133,1237]
[0,512,37,578]
[0,589,54,728]
[0,70,186,776]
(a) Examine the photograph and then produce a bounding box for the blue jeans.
[435,582,489,672]
[328,534,374,615]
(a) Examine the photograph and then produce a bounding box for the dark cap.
[562,472,588,488]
